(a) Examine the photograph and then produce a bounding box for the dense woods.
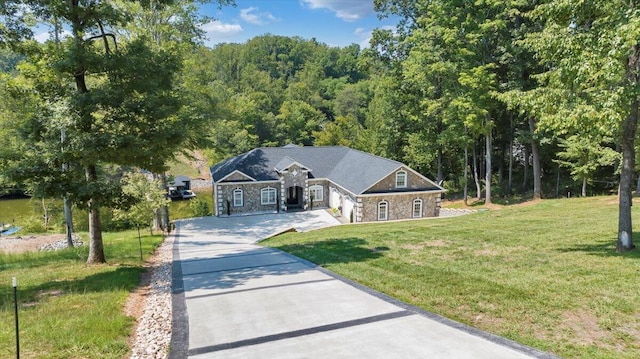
[2,0,640,253]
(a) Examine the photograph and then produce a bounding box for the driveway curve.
[169,210,558,359]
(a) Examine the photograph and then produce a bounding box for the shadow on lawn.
[0,247,87,271]
[0,265,143,310]
[274,237,387,266]
[558,237,640,258]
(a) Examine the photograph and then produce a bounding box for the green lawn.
[0,231,163,359]
[0,198,33,225]
[263,196,640,359]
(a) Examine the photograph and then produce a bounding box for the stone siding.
[223,171,254,182]
[308,179,330,209]
[281,164,309,210]
[216,182,280,216]
[359,192,440,222]
[366,166,434,193]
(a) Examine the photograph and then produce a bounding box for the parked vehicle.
[180,190,196,199]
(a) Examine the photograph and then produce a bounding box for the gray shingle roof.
[210,146,440,195]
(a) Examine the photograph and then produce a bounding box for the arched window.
[378,201,388,221]
[395,170,407,188]
[413,199,423,218]
[233,189,243,207]
[261,187,277,205]
[309,185,323,202]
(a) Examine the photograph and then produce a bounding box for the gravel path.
[129,234,174,359]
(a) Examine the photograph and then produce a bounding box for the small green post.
[13,277,19,359]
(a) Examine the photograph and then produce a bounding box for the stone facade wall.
[216,182,280,216]
[224,171,253,182]
[308,179,330,209]
[281,164,309,210]
[358,192,441,222]
[366,166,433,193]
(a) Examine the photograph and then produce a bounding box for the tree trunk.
[160,173,170,230]
[582,177,588,197]
[618,45,640,252]
[636,171,640,195]
[618,98,638,252]
[437,144,443,185]
[556,165,561,198]
[86,165,106,264]
[529,118,542,199]
[485,130,492,204]
[522,144,529,194]
[464,144,469,206]
[473,143,481,200]
[507,118,513,195]
[41,198,49,231]
[63,196,74,247]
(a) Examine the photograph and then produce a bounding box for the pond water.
[0,198,32,224]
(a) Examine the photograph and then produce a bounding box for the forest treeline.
[2,0,639,257]
[180,10,621,202]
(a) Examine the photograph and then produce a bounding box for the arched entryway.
[286,186,304,210]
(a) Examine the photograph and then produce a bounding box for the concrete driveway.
[169,211,558,359]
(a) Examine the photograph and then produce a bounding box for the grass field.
[263,196,640,359]
[0,198,33,225]
[0,231,163,359]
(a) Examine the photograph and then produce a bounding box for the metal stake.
[137,225,143,261]
[13,277,19,359]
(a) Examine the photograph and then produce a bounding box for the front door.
[286,186,304,209]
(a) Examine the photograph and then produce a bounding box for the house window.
[378,201,388,221]
[233,189,243,207]
[261,187,277,205]
[309,185,323,202]
[413,199,423,218]
[396,171,407,188]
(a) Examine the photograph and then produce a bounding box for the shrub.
[190,198,211,217]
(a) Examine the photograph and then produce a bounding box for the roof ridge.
[345,147,403,166]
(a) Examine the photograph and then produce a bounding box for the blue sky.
[199,0,398,48]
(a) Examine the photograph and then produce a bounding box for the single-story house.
[168,175,191,191]
[209,145,445,222]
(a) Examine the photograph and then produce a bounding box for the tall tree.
[1,1,227,263]
[523,1,639,251]
[555,135,619,197]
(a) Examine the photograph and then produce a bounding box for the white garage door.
[342,196,355,223]
[329,188,341,209]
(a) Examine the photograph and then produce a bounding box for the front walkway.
[169,211,558,359]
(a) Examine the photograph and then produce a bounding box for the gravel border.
[129,234,174,359]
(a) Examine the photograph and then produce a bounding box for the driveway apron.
[170,211,558,359]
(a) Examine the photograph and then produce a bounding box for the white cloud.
[354,25,395,49]
[354,27,372,49]
[33,29,71,43]
[201,20,243,45]
[34,31,52,43]
[301,0,373,22]
[240,7,277,25]
[202,20,243,35]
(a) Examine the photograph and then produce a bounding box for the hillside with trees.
[2,0,639,252]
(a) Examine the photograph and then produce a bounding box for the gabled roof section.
[326,148,404,194]
[360,165,445,194]
[274,156,312,172]
[218,169,256,182]
[210,145,442,194]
